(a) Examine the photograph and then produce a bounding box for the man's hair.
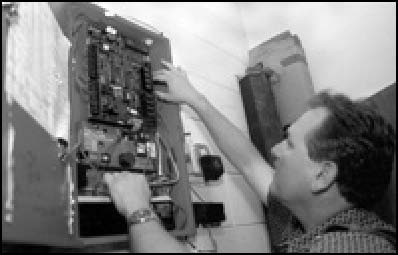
[305,91,395,209]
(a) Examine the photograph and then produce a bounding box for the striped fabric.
[275,208,396,253]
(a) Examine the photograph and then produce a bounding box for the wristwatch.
[127,208,159,226]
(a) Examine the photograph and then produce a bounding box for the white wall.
[238,2,396,99]
[93,2,270,253]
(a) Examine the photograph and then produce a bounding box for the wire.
[74,74,90,102]
[171,200,188,231]
[185,240,198,253]
[67,122,123,171]
[155,110,173,139]
[90,128,125,169]
[188,186,218,253]
[60,125,83,162]
[103,132,124,153]
[149,132,180,186]
[206,227,218,253]
[190,186,205,202]
[186,227,218,253]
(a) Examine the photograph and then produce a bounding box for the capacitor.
[127,107,139,116]
[103,44,110,51]
[89,152,99,161]
[101,153,111,164]
[112,86,123,98]
[144,38,153,47]
[137,144,146,155]
[146,142,157,158]
[105,26,117,35]
[119,153,135,168]
[99,75,106,85]
[143,55,151,62]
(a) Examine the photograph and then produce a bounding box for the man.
[104,60,396,253]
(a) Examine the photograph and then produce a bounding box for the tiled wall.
[94,2,270,253]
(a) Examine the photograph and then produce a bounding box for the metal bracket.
[57,138,69,162]
[246,62,282,85]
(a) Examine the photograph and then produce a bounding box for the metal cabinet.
[2,2,195,248]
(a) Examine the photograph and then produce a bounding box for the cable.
[188,187,219,253]
[74,74,90,102]
[190,186,205,202]
[171,200,188,231]
[206,227,218,253]
[155,110,173,139]
[186,241,197,249]
[149,132,180,186]
[60,125,83,162]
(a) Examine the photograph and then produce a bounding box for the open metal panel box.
[2,2,195,248]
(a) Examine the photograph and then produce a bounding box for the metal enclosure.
[248,31,315,127]
[2,2,195,248]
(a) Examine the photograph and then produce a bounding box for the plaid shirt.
[275,208,396,253]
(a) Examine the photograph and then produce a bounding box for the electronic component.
[118,152,135,168]
[75,22,179,235]
[199,155,224,181]
[193,202,226,227]
[78,203,127,237]
[86,25,154,128]
[100,153,111,164]
[152,202,175,230]
[2,2,195,247]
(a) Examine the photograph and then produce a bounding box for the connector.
[199,155,224,182]
[193,202,225,227]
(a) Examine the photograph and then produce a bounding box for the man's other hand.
[104,172,151,217]
[153,60,202,105]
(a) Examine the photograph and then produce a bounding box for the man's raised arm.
[154,61,274,204]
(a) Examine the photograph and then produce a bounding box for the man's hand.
[153,60,203,106]
[104,172,190,253]
[103,172,151,217]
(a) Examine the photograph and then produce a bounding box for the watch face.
[138,209,152,217]
[129,208,155,224]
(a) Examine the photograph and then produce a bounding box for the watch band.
[127,208,159,226]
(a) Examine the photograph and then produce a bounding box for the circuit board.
[76,23,178,234]
[86,24,156,129]
[2,2,194,245]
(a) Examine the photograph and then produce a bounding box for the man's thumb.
[155,91,177,103]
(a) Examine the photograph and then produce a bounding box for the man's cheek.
[269,179,275,193]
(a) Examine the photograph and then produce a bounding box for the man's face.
[269,107,329,206]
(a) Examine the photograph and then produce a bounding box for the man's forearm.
[188,94,274,203]
[129,221,189,253]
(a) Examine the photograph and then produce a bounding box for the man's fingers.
[154,91,171,100]
[153,73,168,82]
[153,69,169,82]
[103,172,115,185]
[154,91,178,103]
[153,69,168,76]
[160,59,176,71]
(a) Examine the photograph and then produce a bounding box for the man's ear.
[311,161,338,194]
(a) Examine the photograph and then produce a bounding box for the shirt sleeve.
[309,232,396,253]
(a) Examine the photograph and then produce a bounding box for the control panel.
[74,22,180,237]
[2,2,195,247]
